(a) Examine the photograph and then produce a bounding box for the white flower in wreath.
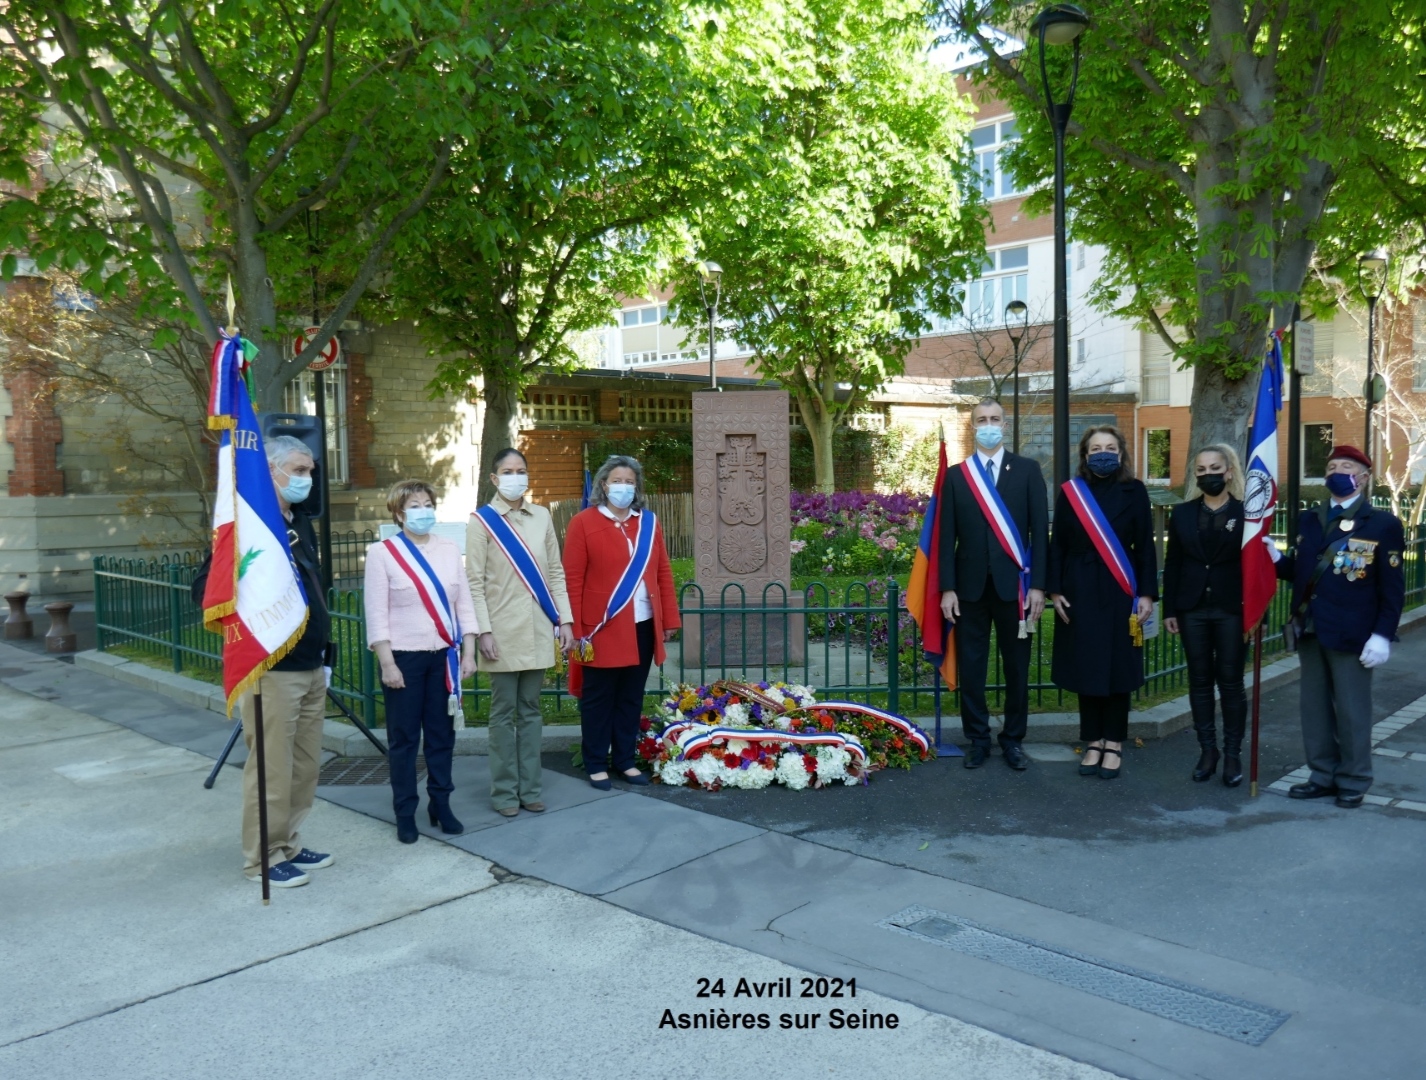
[786,684,817,706]
[763,686,786,705]
[658,758,691,786]
[725,763,776,789]
[768,712,793,732]
[723,703,752,727]
[690,755,725,787]
[776,751,812,790]
[814,745,853,784]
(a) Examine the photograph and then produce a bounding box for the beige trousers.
[238,668,326,875]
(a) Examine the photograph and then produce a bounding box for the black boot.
[396,815,419,844]
[427,796,464,835]
[1192,745,1219,782]
[1222,748,1243,788]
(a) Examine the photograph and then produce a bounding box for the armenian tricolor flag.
[906,438,956,688]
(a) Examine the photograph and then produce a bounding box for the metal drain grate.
[319,756,426,786]
[881,905,1289,1045]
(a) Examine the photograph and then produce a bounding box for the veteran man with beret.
[1267,445,1405,808]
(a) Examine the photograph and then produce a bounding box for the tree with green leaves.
[669,0,985,493]
[0,1,538,411]
[943,1,1424,464]
[380,1,788,501]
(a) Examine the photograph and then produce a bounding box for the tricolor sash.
[474,505,561,629]
[573,510,656,662]
[1061,478,1143,645]
[960,458,1034,637]
[383,535,465,722]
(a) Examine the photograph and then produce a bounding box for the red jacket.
[563,506,680,669]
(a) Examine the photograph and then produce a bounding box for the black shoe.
[588,774,613,791]
[396,815,419,844]
[1079,742,1104,776]
[963,745,990,769]
[1192,746,1219,782]
[1099,745,1123,780]
[1335,791,1364,809]
[1221,754,1242,788]
[428,799,465,835]
[1003,744,1029,771]
[619,769,651,786]
[1288,781,1338,800]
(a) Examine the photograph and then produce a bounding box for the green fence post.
[886,578,900,714]
[167,563,183,672]
[360,635,378,729]
[1416,524,1425,598]
[93,556,106,652]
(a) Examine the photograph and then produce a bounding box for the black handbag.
[1282,535,1351,653]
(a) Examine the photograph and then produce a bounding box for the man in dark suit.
[1270,445,1405,808]
[938,398,1049,769]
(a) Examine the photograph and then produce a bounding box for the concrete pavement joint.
[0,882,497,1053]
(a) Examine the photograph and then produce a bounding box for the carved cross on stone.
[717,435,765,526]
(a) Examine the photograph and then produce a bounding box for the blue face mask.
[1325,472,1359,498]
[1087,452,1120,477]
[279,473,312,504]
[404,508,437,535]
[974,424,1004,451]
[606,482,636,509]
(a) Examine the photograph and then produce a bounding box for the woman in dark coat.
[1162,444,1246,787]
[1048,426,1157,780]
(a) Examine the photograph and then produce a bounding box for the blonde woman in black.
[1162,444,1247,786]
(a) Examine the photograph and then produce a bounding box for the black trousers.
[956,580,1032,748]
[1079,693,1130,743]
[1181,606,1247,753]
[580,619,655,774]
[381,650,456,818]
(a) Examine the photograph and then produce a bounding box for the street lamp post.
[1003,299,1030,454]
[1358,249,1388,464]
[1031,3,1088,487]
[697,260,723,390]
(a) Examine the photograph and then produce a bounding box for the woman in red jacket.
[564,455,680,789]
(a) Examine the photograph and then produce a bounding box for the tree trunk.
[798,392,837,494]
[477,364,522,506]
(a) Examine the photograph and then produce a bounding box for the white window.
[1141,330,1172,404]
[960,245,1029,326]
[1414,303,1426,392]
[1144,429,1171,484]
[621,304,667,328]
[282,361,349,484]
[521,390,593,425]
[969,119,1023,200]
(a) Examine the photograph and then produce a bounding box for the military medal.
[1339,519,1354,533]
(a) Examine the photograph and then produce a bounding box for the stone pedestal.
[684,390,803,666]
[4,591,32,639]
[44,601,76,653]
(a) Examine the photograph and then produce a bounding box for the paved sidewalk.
[5,637,1426,1079]
[0,650,1110,1080]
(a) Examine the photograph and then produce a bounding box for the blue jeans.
[382,650,456,818]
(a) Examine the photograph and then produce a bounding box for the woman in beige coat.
[466,448,574,816]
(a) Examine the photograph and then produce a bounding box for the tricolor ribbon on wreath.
[474,505,564,669]
[571,510,656,663]
[660,701,930,764]
[382,533,468,727]
[961,458,1034,637]
[1061,477,1143,646]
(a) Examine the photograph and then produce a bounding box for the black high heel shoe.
[427,799,464,835]
[396,815,419,844]
[1099,744,1123,780]
[1079,741,1105,776]
[1192,746,1220,783]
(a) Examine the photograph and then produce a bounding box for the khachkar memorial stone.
[686,389,803,665]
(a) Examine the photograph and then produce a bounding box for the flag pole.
[254,690,271,903]
[1249,624,1263,797]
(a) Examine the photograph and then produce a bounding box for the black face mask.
[1196,474,1227,497]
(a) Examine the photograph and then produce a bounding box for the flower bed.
[790,490,928,578]
[636,680,932,791]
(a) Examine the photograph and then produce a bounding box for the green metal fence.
[94,515,1426,723]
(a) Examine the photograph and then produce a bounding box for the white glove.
[323,666,333,688]
[1262,536,1281,564]
[1360,634,1390,669]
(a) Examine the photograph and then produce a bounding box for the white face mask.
[606,482,636,509]
[496,474,528,501]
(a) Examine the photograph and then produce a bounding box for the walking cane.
[253,690,270,904]
[1250,624,1264,797]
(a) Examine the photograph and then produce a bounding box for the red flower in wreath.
[802,753,818,774]
[739,746,758,762]
[723,753,741,769]
[639,716,652,732]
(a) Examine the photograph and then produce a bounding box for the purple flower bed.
[790,491,930,577]
[790,490,930,527]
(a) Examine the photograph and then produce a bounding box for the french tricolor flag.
[202,334,309,711]
[1241,334,1285,633]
